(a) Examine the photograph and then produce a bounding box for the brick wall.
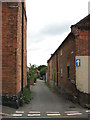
[58,33,76,94]
[71,27,88,56]
[47,14,90,105]
[16,2,22,94]
[2,2,27,96]
[71,14,90,56]
[2,2,18,95]
[23,6,27,88]
[47,33,76,94]
[0,2,2,95]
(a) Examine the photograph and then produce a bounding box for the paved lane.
[2,79,89,118]
[29,79,67,112]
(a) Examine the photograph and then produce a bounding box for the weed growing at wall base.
[45,82,50,87]
[22,87,32,104]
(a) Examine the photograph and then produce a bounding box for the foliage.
[29,64,38,78]
[27,63,38,90]
[45,82,50,87]
[37,65,47,77]
[27,64,47,86]
[38,65,47,71]
[27,73,30,90]
[33,73,37,83]
[22,87,31,104]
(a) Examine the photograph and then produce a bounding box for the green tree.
[37,65,47,79]
[27,64,38,90]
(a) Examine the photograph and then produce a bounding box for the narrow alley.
[1,1,90,120]
[2,79,89,118]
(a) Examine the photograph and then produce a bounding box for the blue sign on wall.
[76,59,81,67]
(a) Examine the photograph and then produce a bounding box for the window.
[67,66,70,79]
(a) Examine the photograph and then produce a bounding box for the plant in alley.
[27,64,38,89]
[45,82,50,87]
[22,87,31,104]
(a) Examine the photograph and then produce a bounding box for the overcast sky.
[26,0,89,67]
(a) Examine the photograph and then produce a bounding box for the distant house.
[47,14,90,107]
[2,2,27,108]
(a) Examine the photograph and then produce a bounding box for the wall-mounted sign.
[76,59,81,67]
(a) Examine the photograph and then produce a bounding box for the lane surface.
[2,79,88,118]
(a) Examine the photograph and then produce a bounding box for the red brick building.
[47,14,90,107]
[2,2,27,108]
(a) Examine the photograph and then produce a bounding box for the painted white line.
[11,114,22,117]
[47,114,61,116]
[0,113,5,115]
[28,114,41,117]
[16,111,24,114]
[67,113,82,116]
[0,112,4,115]
[29,111,40,114]
[0,113,10,116]
[86,110,90,113]
[65,111,79,113]
[46,112,59,114]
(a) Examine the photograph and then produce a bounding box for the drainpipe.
[21,2,24,92]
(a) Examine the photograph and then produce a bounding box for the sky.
[26,0,89,67]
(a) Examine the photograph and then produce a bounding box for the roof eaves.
[47,32,73,63]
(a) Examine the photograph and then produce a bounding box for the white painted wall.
[76,56,90,94]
